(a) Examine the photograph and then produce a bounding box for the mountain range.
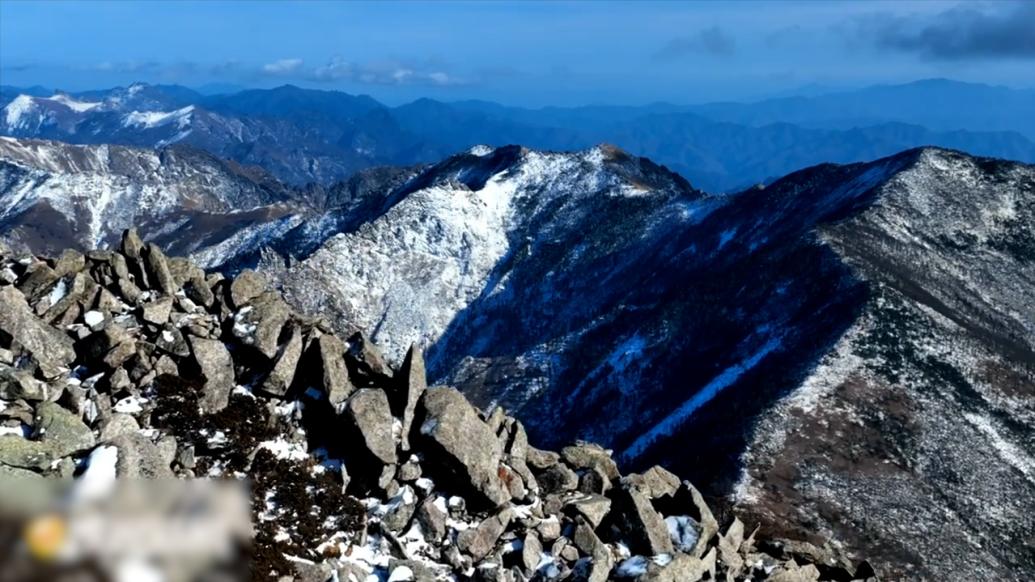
[1,135,1032,578]
[3,79,1035,193]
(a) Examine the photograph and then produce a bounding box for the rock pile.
[0,232,877,581]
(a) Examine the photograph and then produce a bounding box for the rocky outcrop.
[0,234,873,581]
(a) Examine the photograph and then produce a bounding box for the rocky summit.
[0,233,875,581]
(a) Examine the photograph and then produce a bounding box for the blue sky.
[2,0,1033,106]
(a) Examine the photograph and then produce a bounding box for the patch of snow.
[113,395,148,414]
[83,310,105,327]
[387,565,414,581]
[47,278,69,306]
[258,438,309,461]
[665,515,700,553]
[3,95,38,129]
[122,105,195,130]
[74,445,119,501]
[614,556,649,578]
[0,423,30,437]
[47,94,102,113]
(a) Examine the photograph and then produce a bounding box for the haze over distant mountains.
[3,78,1034,192]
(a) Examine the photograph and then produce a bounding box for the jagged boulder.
[187,336,235,413]
[390,344,426,451]
[313,333,354,406]
[414,386,509,509]
[0,286,76,379]
[612,484,675,556]
[342,388,398,492]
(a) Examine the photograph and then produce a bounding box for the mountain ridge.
[4,80,1035,193]
[0,137,1032,578]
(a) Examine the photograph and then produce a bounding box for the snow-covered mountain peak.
[278,144,705,365]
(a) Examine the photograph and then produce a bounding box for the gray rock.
[0,402,95,469]
[0,436,56,470]
[175,444,196,470]
[570,551,613,582]
[188,336,235,413]
[53,249,85,277]
[343,388,398,491]
[0,366,48,401]
[415,496,447,543]
[392,344,426,451]
[415,386,509,510]
[519,531,543,573]
[116,277,144,304]
[166,257,202,289]
[655,481,717,558]
[261,324,302,396]
[143,243,176,295]
[109,433,174,479]
[397,455,422,482]
[643,548,716,582]
[613,485,674,556]
[234,291,291,359]
[382,486,418,532]
[536,517,562,542]
[623,466,680,499]
[769,563,821,582]
[140,296,174,324]
[345,332,393,383]
[291,560,332,582]
[572,521,607,557]
[229,269,267,308]
[717,518,745,577]
[561,442,620,481]
[565,494,612,529]
[314,333,354,406]
[103,337,138,369]
[93,287,123,314]
[35,401,96,457]
[0,286,76,378]
[99,413,141,442]
[578,465,612,495]
[155,326,189,357]
[41,272,90,322]
[457,509,513,561]
[536,462,578,495]
[183,276,214,308]
[525,446,560,470]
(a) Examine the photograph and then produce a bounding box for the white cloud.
[262,58,304,75]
